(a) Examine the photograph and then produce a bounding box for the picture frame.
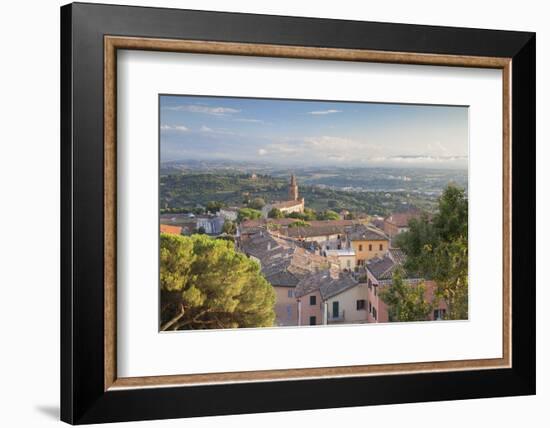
[61,2,535,424]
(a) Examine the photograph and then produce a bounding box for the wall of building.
[366,278,389,323]
[332,254,356,271]
[298,290,323,325]
[325,284,369,324]
[351,239,389,264]
[273,286,299,326]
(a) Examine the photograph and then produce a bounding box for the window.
[368,244,372,251]
[310,295,317,306]
[379,244,383,251]
[287,289,294,298]
[358,244,363,251]
[368,301,372,313]
[367,278,372,289]
[374,286,377,297]
[346,259,351,268]
[332,301,340,318]
[373,307,377,320]
[356,299,366,310]
[309,316,317,325]
[434,309,447,320]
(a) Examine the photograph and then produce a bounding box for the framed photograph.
[61,2,535,424]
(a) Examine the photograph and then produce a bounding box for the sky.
[160,95,468,169]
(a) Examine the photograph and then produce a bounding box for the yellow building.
[349,225,389,265]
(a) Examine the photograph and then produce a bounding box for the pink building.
[294,269,366,326]
[365,250,447,323]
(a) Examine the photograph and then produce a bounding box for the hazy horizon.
[160,95,469,169]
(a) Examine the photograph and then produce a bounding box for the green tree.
[268,208,284,219]
[288,220,310,228]
[248,197,266,210]
[237,207,262,222]
[379,269,434,322]
[302,208,318,221]
[222,220,237,235]
[396,184,468,319]
[160,234,276,330]
[319,210,340,221]
[206,201,225,213]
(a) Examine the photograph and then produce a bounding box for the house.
[348,225,390,265]
[294,268,367,325]
[240,231,331,326]
[262,174,305,218]
[280,224,350,250]
[196,216,225,235]
[365,252,447,323]
[383,209,422,238]
[160,224,182,235]
[325,248,356,271]
[219,208,238,222]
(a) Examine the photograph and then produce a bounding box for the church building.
[262,174,305,218]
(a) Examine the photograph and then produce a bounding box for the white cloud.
[200,125,236,136]
[164,104,240,115]
[258,149,267,156]
[160,124,188,132]
[369,155,467,164]
[308,109,342,115]
[234,118,264,123]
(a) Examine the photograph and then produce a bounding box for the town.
[160,173,449,327]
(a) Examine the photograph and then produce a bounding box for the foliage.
[206,201,226,213]
[237,208,262,222]
[159,171,442,217]
[396,184,468,319]
[222,220,237,235]
[288,220,310,228]
[379,269,434,322]
[160,234,276,330]
[318,209,340,221]
[268,208,284,219]
[285,208,318,221]
[248,197,266,210]
[197,226,206,234]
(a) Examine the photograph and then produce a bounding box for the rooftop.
[384,209,423,228]
[295,269,359,299]
[271,199,304,209]
[240,231,330,287]
[160,224,182,235]
[348,224,388,241]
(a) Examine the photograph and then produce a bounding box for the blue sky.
[160,95,468,168]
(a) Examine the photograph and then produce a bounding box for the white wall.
[0,0,546,427]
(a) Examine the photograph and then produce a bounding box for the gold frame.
[104,36,512,391]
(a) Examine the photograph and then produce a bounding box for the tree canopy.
[318,210,340,221]
[395,184,468,319]
[222,220,237,234]
[268,207,284,219]
[248,197,266,210]
[237,207,262,222]
[379,269,434,322]
[160,234,276,330]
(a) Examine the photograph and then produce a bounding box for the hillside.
[160,172,441,216]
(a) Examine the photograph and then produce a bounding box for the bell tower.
[289,174,299,200]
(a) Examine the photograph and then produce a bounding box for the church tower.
[289,174,299,200]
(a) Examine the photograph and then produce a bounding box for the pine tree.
[160,234,276,330]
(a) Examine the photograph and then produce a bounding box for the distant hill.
[159,171,452,216]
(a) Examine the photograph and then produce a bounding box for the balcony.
[327,310,345,322]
